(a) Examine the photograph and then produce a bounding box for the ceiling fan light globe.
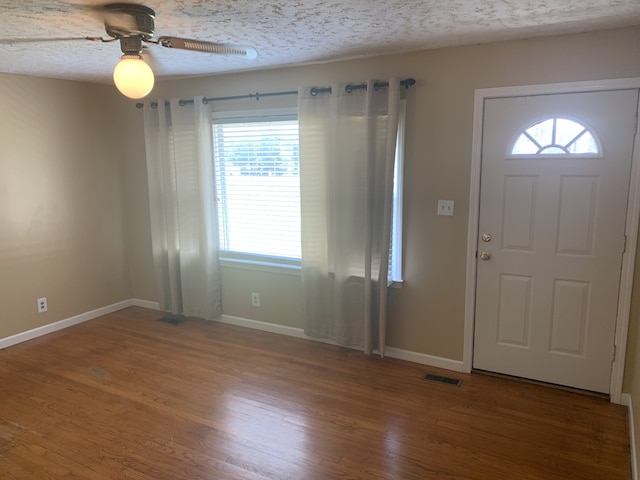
[113,55,154,99]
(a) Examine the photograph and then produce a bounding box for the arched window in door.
[511,117,599,155]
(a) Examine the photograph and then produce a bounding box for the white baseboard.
[131,299,161,310]
[384,347,465,372]
[621,393,638,480]
[218,314,308,339]
[217,314,464,373]
[1,303,463,377]
[0,299,136,350]
[0,298,163,350]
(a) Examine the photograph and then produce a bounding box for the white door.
[473,90,638,393]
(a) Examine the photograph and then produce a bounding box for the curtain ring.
[202,98,210,105]
[310,88,319,96]
[345,84,354,93]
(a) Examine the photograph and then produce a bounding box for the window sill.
[219,257,302,276]
[219,257,404,287]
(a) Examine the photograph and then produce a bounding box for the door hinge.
[623,235,628,254]
[613,344,617,363]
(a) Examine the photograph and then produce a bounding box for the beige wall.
[0,74,133,338]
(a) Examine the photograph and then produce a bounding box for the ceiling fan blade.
[0,37,106,45]
[155,37,257,60]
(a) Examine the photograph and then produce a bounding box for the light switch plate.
[437,200,454,216]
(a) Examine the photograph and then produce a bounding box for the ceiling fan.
[4,3,258,99]
[103,3,257,98]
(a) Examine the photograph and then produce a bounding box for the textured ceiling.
[1,0,640,84]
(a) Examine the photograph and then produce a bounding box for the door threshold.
[472,369,610,400]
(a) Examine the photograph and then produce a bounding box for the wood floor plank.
[0,307,631,479]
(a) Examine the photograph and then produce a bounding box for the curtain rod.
[135,77,416,109]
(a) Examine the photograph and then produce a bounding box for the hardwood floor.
[0,307,631,479]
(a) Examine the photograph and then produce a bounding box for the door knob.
[480,251,492,261]
[482,233,492,242]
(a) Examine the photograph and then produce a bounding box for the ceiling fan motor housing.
[118,36,144,55]
[104,3,155,40]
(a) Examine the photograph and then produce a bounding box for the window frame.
[212,107,302,272]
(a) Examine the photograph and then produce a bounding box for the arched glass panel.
[511,118,599,155]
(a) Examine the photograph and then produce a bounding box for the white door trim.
[464,78,640,404]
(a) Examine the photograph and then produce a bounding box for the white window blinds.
[212,111,301,261]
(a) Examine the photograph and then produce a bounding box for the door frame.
[463,78,640,404]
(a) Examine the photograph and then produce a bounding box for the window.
[389,101,406,284]
[511,117,599,155]
[213,109,301,266]
[213,107,404,283]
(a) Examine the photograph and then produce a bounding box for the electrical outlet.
[437,199,455,216]
[37,297,48,313]
[251,292,261,307]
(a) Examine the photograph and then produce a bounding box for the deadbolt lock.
[482,233,492,242]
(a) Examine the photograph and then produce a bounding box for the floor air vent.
[422,373,462,387]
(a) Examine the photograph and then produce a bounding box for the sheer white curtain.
[298,79,400,355]
[143,97,222,320]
